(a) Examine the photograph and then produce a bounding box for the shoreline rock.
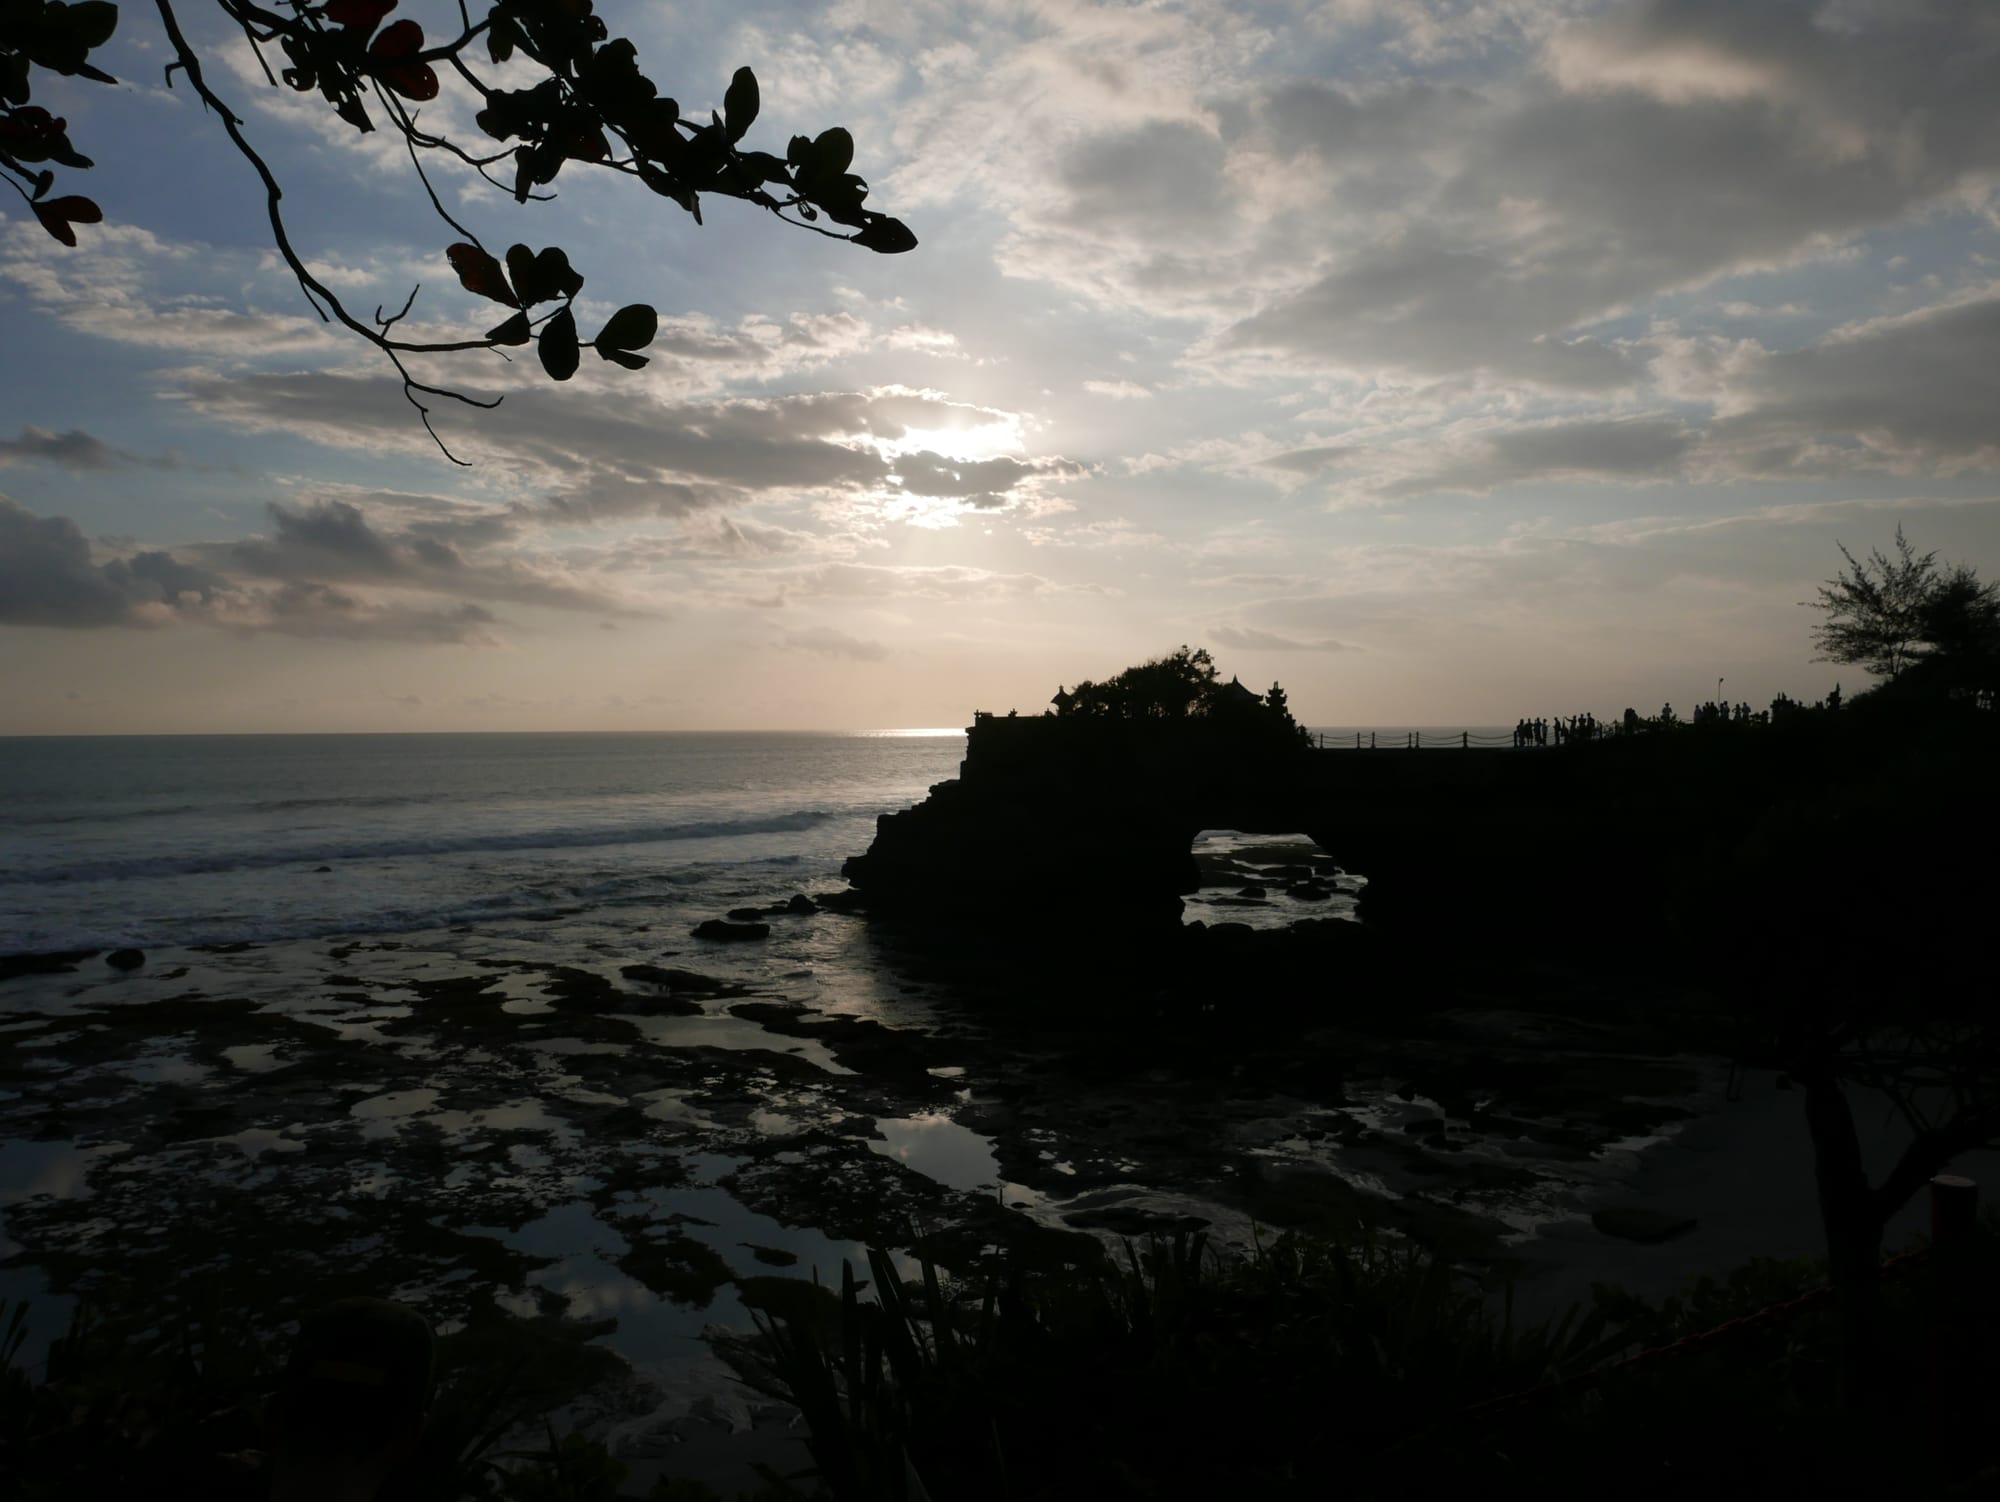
[692,918,770,942]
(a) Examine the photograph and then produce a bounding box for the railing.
[1311,730,1529,750]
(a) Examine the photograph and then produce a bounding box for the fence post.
[1415,730,1422,750]
[1370,732,1375,750]
[1462,730,1468,749]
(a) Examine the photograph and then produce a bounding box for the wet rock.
[105,949,146,971]
[726,907,768,923]
[313,865,333,873]
[618,964,747,996]
[1235,885,1267,898]
[730,1004,937,1079]
[407,973,504,1005]
[780,893,818,915]
[541,966,617,1004]
[693,919,770,942]
[1591,1206,1697,1243]
[190,941,261,954]
[1,949,99,981]
[729,1001,809,1028]
[1060,1190,1209,1237]
[809,889,867,913]
[743,1243,798,1267]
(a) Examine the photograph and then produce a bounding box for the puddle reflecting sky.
[869,1113,1001,1193]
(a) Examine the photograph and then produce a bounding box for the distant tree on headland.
[1808,527,2000,690]
[1049,647,1310,744]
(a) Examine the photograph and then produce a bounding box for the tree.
[1707,766,2000,1399]
[0,0,914,459]
[1062,646,1222,720]
[1807,526,1999,681]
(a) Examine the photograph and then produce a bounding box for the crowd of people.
[1512,713,1605,746]
[1513,686,1844,747]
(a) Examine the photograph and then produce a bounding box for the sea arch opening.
[1182,828,1365,930]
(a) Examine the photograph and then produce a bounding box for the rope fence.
[1311,730,1541,750]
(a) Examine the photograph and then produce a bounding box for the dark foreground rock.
[692,919,770,942]
[106,948,147,971]
[1,949,99,982]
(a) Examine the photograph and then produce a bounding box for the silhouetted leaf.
[513,142,562,200]
[723,66,758,142]
[738,150,789,185]
[852,216,917,254]
[537,246,584,300]
[504,244,540,304]
[506,245,585,305]
[369,19,422,56]
[1,52,30,105]
[32,194,100,247]
[561,124,610,162]
[446,243,517,306]
[487,15,518,63]
[538,307,580,381]
[66,1,120,50]
[386,63,438,101]
[637,162,698,218]
[324,0,396,32]
[369,23,438,101]
[486,311,531,346]
[596,303,657,352]
[598,348,649,371]
[811,127,854,177]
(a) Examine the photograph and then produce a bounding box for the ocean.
[0,731,967,953]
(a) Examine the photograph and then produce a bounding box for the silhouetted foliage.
[0,0,913,459]
[1048,647,1310,744]
[726,1226,2000,1501]
[1808,526,2000,684]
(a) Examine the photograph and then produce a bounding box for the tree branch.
[154,0,500,464]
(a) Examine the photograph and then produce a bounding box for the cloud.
[0,496,503,644]
[1084,379,1152,400]
[781,625,890,661]
[177,374,1086,524]
[1210,625,1356,653]
[1705,285,2000,477]
[249,583,501,645]
[210,498,632,615]
[0,427,118,470]
[748,561,1091,607]
[1220,2,2000,389]
[0,496,224,628]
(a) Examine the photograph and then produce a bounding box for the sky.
[3,0,1999,733]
